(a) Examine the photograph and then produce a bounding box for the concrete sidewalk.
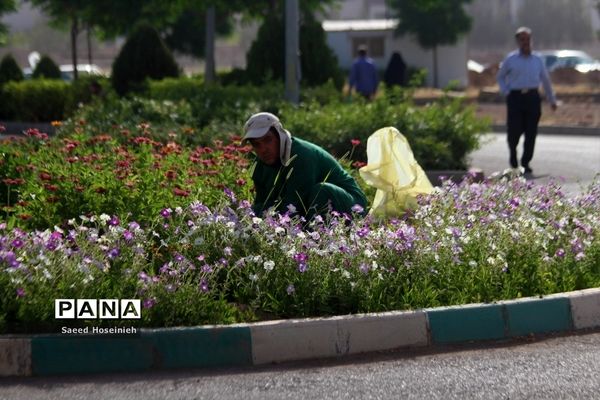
[2,288,600,377]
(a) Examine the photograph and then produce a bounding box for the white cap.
[243,112,283,141]
[515,26,532,36]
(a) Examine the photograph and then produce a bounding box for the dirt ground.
[412,86,600,128]
[475,101,600,127]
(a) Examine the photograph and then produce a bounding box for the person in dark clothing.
[243,112,368,220]
[496,26,557,174]
[384,52,407,87]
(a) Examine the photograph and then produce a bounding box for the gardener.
[243,112,368,220]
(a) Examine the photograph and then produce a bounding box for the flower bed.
[1,170,598,333]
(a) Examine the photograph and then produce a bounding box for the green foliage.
[111,23,179,96]
[390,0,474,49]
[0,53,23,85]
[0,79,69,121]
[0,77,112,122]
[32,55,62,79]
[0,0,16,45]
[245,12,344,88]
[163,7,233,58]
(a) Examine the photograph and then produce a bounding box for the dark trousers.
[506,90,541,168]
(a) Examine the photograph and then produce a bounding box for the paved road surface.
[2,331,600,400]
[470,133,600,195]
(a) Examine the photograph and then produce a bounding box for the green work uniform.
[252,137,368,219]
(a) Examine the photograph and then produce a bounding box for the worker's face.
[516,33,531,55]
[249,130,280,166]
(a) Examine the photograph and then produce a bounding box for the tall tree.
[28,0,90,79]
[0,0,16,46]
[388,0,473,88]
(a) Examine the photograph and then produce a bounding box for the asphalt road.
[3,331,600,400]
[469,133,600,195]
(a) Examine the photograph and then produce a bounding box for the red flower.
[3,178,25,185]
[173,187,190,197]
[165,170,177,180]
[352,161,367,168]
[44,184,58,192]
[39,172,52,181]
[351,139,361,147]
[236,178,246,186]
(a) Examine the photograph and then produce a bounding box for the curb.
[491,124,599,137]
[2,287,600,377]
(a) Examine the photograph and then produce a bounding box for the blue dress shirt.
[497,50,556,104]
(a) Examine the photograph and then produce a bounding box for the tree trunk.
[71,16,79,80]
[87,24,93,66]
[284,0,300,103]
[204,6,216,84]
[433,45,438,88]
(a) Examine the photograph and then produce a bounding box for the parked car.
[23,63,104,81]
[537,50,600,73]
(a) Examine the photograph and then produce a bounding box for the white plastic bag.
[359,127,434,218]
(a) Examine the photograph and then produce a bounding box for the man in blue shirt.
[497,27,557,174]
[349,45,379,100]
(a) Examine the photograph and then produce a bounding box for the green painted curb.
[31,336,152,375]
[30,326,253,375]
[142,326,253,369]
[505,297,573,337]
[428,304,505,343]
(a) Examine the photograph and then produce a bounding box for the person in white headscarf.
[242,112,367,219]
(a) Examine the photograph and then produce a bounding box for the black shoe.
[523,165,533,174]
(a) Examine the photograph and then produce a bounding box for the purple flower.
[286,284,295,295]
[107,248,120,259]
[297,263,308,273]
[108,215,120,226]
[199,279,209,293]
[128,221,140,231]
[16,287,25,298]
[174,253,184,262]
[11,239,24,249]
[293,252,308,264]
[351,204,364,214]
[359,263,370,274]
[224,187,236,202]
[123,230,134,241]
[143,298,156,309]
[555,248,566,258]
[356,227,370,238]
[160,208,172,218]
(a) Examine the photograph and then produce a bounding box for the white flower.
[249,274,258,282]
[252,217,262,225]
[468,260,477,267]
[175,206,183,215]
[263,260,275,271]
[275,227,285,235]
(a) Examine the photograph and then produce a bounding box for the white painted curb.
[563,288,600,330]
[0,338,31,377]
[250,310,428,365]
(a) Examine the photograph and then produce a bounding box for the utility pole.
[285,0,300,104]
[205,6,216,84]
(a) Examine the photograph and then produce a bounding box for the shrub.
[32,55,61,79]
[246,12,344,88]
[111,23,180,96]
[0,79,69,121]
[0,54,24,85]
